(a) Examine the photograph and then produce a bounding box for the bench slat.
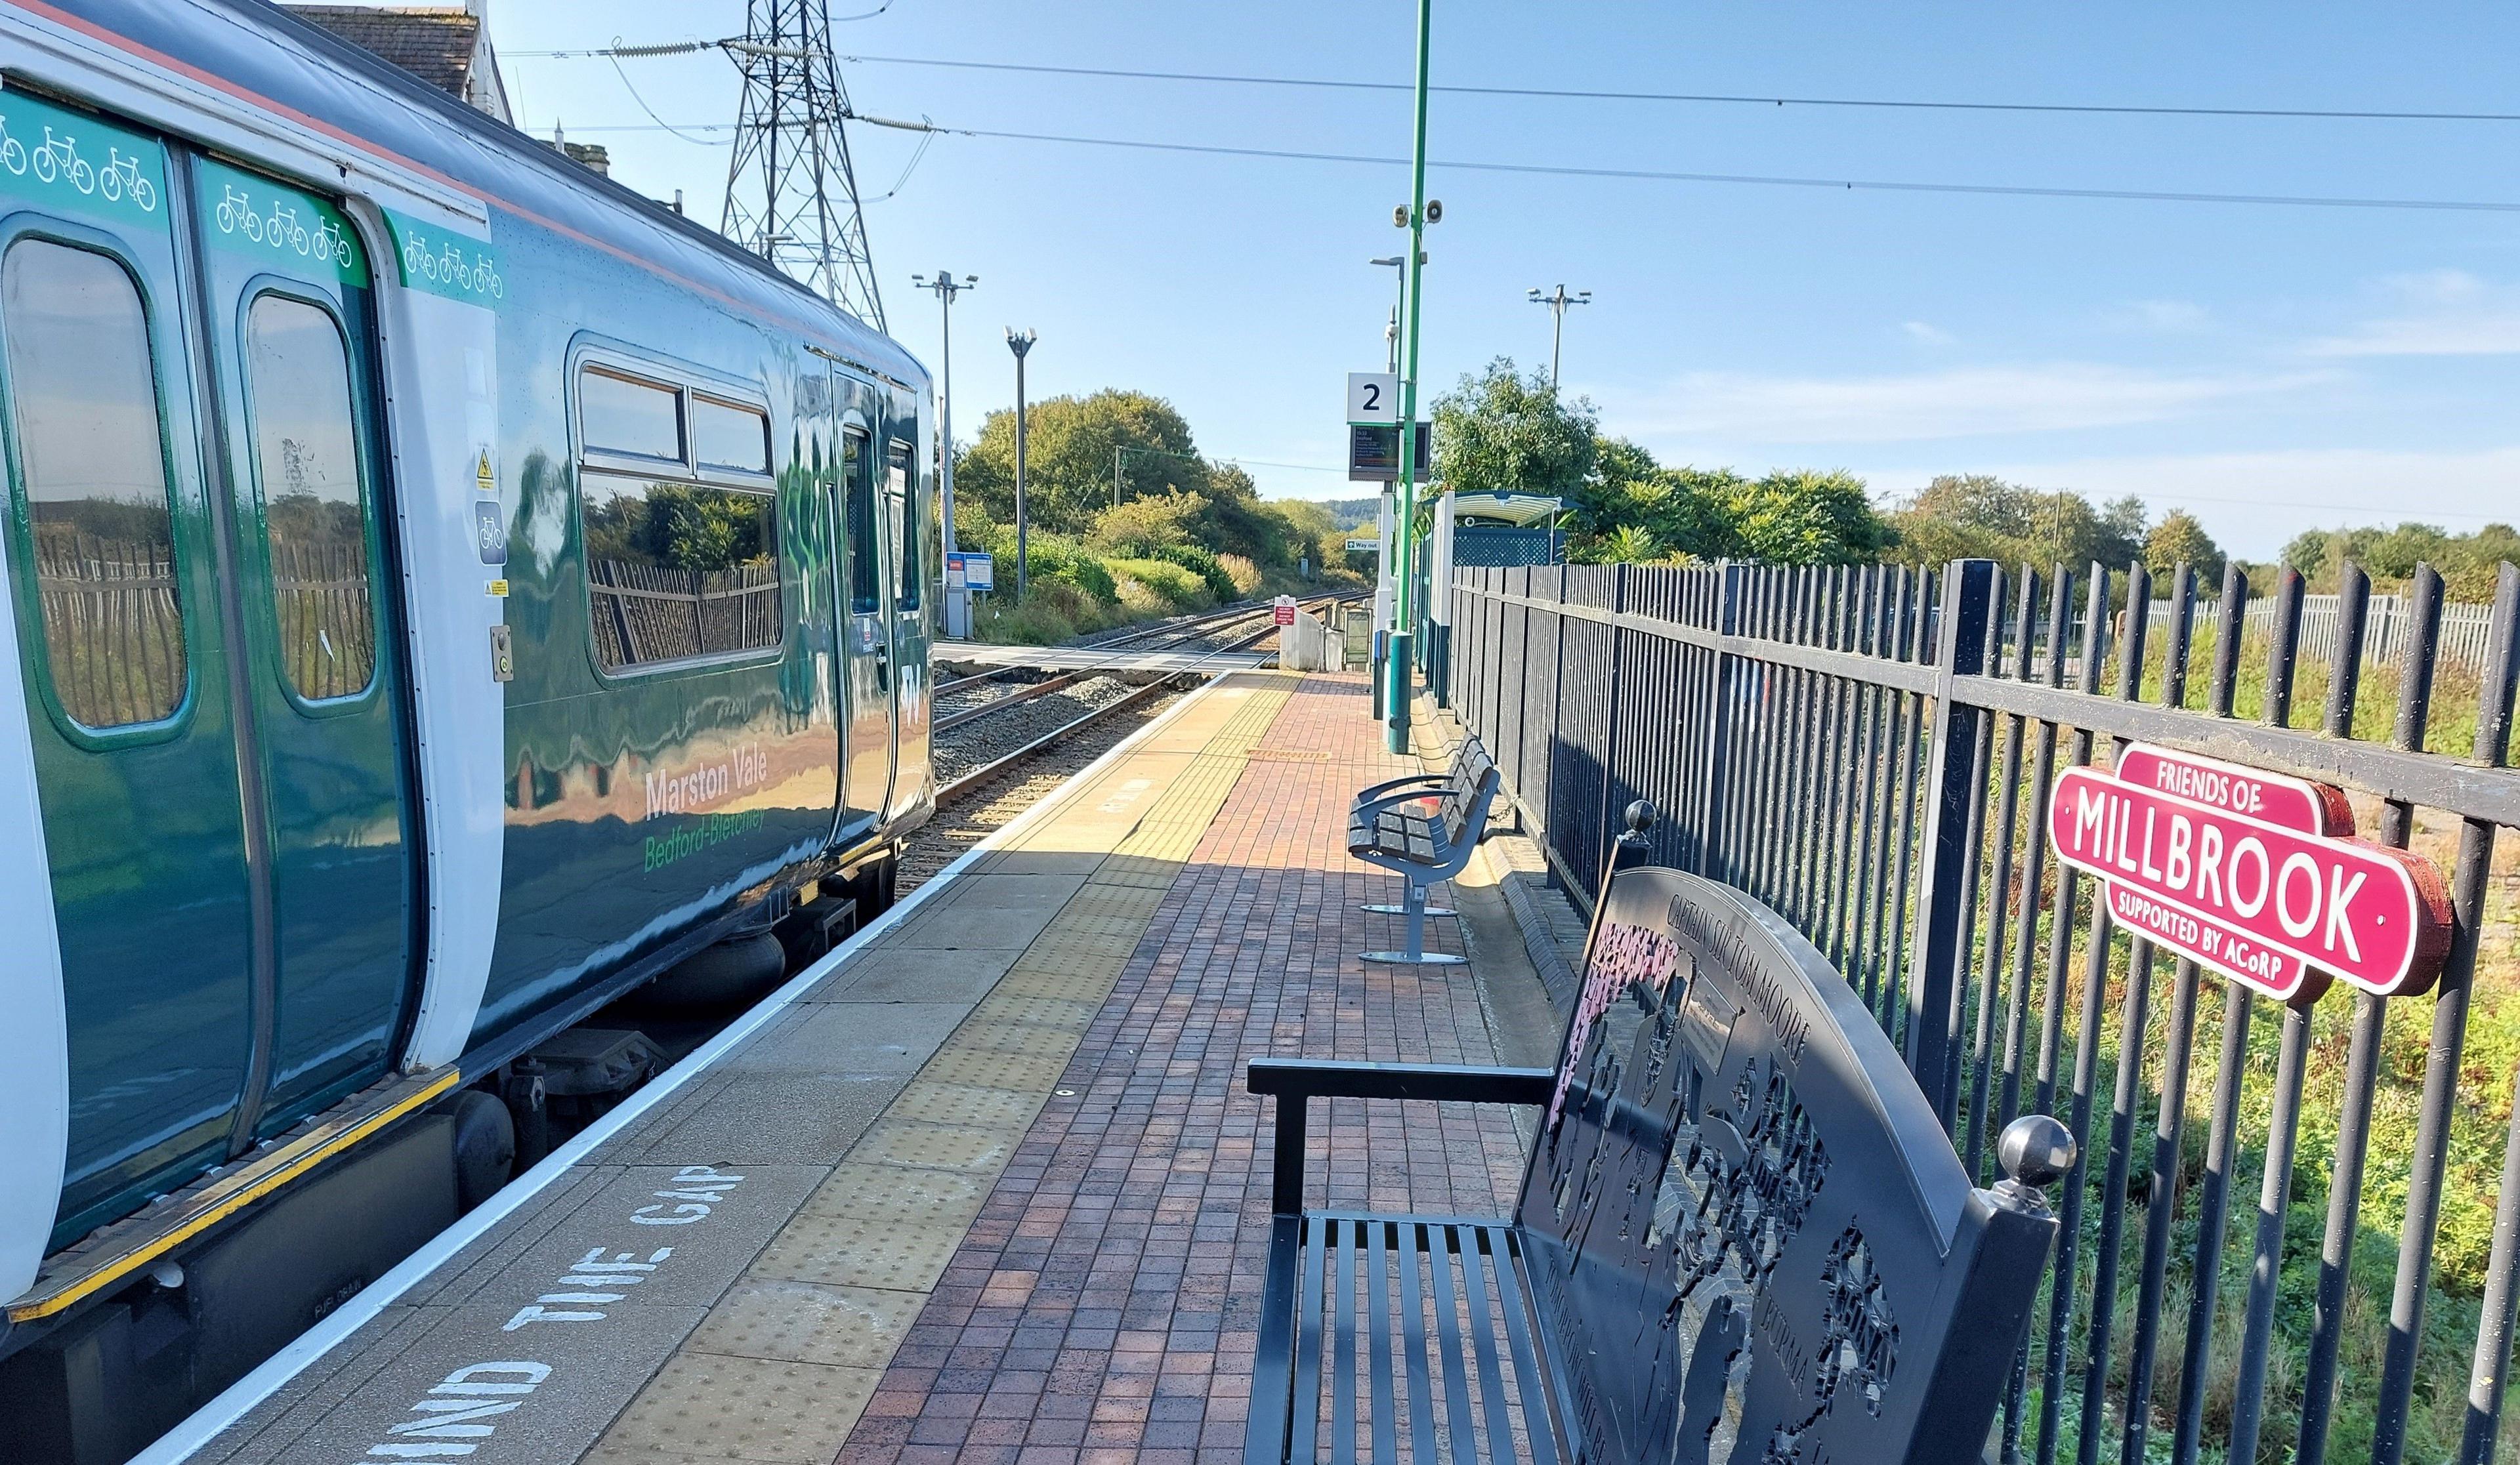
[1459,1228,1523,1464]
[1396,1221,1436,1465]
[1366,1221,1398,1465]
[1293,1215,1328,1464]
[1485,1229,1562,1465]
[1425,1224,1481,1462]
[1333,1219,1357,1465]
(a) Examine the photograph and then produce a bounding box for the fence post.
[1700,562,1744,880]
[1593,565,1629,884]
[1904,558,1998,1125]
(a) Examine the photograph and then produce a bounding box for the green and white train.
[0,0,935,1447]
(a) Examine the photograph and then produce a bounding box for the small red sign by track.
[1273,597,1297,627]
[2048,743,2452,1002]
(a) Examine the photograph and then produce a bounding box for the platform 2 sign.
[2049,743,2452,1002]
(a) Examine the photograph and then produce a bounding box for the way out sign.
[2048,743,2452,1002]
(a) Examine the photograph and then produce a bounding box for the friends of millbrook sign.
[2049,743,2452,1002]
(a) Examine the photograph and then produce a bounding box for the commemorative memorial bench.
[1246,817,2074,1464]
[1347,735,1500,966]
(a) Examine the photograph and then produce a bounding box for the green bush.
[1021,533,1117,604]
[974,579,1089,644]
[1106,556,1210,609]
[1152,543,1239,600]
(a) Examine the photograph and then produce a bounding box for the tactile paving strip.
[799,1162,989,1228]
[588,1352,879,1464]
[851,1119,1017,1174]
[913,1045,1073,1092]
[966,991,1101,1029]
[941,1020,1084,1060]
[683,1279,921,1370]
[887,1081,1047,1130]
[747,1214,971,1292]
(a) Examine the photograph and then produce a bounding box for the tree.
[1430,358,1598,501]
[2280,521,2519,598]
[2142,509,2225,585]
[953,389,1206,537]
[1719,470,1895,565]
[1889,476,2151,572]
[2096,496,2151,569]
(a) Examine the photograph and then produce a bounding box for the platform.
[934,639,1272,675]
[174,671,1543,1465]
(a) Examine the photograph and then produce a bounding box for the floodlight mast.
[1006,327,1036,601]
[912,270,975,635]
[1526,284,1591,388]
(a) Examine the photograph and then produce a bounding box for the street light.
[1370,255,1407,372]
[1005,327,1035,602]
[1526,285,1590,389]
[910,270,975,635]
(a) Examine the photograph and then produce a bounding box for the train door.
[0,101,418,1244]
[185,159,415,1138]
[882,434,930,817]
[836,395,893,835]
[0,92,253,1243]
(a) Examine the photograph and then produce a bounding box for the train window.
[1,239,187,728]
[245,294,375,701]
[843,431,877,617]
[693,396,770,477]
[889,440,919,611]
[581,473,781,671]
[579,367,682,463]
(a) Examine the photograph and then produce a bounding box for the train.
[0,1,936,1454]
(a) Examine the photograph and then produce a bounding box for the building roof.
[1450,493,1566,528]
[282,6,481,100]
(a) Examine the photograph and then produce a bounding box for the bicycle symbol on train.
[0,118,158,212]
[215,184,357,269]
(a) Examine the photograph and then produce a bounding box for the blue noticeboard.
[946,551,994,591]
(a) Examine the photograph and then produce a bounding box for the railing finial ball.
[1996,1114,2077,1199]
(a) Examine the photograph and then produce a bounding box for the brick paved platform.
[178,670,1538,1465]
[835,674,1532,1465]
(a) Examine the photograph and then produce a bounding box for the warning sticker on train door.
[474,445,496,494]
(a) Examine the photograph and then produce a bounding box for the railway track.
[927,594,1349,805]
[896,593,1354,891]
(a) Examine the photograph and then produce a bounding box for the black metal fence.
[1449,558,2520,1465]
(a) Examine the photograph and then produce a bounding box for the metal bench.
[1247,814,2074,1465]
[1346,736,1499,966]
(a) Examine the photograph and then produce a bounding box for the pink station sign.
[2048,743,2452,1002]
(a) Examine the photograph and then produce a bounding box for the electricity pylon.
[721,0,885,328]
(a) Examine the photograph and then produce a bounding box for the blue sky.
[476,1,2520,558]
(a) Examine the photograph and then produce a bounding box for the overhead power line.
[514,117,2520,214]
[960,126,2520,213]
[510,44,2520,125]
